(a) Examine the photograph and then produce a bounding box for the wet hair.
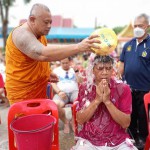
[135,13,149,25]
[29,3,50,17]
[93,55,114,66]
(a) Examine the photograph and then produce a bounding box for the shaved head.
[29,3,50,17]
[27,3,52,37]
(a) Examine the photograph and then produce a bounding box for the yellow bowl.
[91,28,118,55]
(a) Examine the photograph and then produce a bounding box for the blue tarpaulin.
[46,27,94,39]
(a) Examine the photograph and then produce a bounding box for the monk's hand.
[77,35,101,52]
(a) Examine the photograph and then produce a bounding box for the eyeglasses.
[95,65,112,71]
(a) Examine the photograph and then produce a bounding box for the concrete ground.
[0,104,75,150]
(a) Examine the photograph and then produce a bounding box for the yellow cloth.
[5,30,50,105]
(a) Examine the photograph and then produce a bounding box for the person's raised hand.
[77,34,101,52]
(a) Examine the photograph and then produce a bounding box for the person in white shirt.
[51,57,78,133]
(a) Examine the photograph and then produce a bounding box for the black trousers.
[128,90,148,141]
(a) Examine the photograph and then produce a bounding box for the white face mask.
[133,27,145,38]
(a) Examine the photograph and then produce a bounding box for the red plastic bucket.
[10,114,56,150]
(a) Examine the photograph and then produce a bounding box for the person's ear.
[29,15,36,24]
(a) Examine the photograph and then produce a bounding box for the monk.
[5,3,100,105]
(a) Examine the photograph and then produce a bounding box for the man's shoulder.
[114,79,129,88]
[113,79,130,95]
[117,82,130,89]
[12,26,34,44]
[53,66,62,72]
[145,34,150,44]
[124,38,136,47]
[68,67,75,73]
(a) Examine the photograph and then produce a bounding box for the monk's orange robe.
[5,30,50,105]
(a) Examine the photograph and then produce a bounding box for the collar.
[134,34,150,43]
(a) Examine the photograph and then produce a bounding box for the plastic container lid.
[91,28,118,55]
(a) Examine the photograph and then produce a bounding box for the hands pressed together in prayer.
[95,79,111,105]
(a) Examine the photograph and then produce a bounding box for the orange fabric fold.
[5,30,50,105]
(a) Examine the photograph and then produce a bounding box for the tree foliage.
[95,25,126,35]
[148,28,150,33]
[0,0,31,53]
[113,26,126,35]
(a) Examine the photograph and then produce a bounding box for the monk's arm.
[13,28,100,61]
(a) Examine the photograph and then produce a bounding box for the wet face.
[33,10,52,36]
[93,62,113,83]
[61,58,70,71]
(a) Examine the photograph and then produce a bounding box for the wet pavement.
[0,104,75,150]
